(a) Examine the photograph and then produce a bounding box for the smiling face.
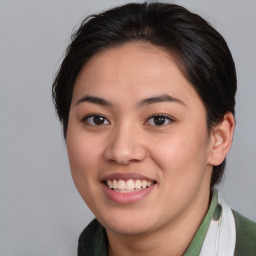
[66,43,214,236]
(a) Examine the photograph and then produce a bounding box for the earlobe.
[208,112,235,166]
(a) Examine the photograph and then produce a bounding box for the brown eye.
[84,115,110,126]
[153,116,166,126]
[146,115,173,126]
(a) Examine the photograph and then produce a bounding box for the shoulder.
[232,210,256,256]
[78,219,108,256]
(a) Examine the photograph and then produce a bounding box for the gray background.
[1,0,255,255]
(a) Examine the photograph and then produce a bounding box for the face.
[66,43,213,236]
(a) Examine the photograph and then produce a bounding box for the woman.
[52,2,256,255]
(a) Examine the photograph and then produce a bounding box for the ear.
[207,112,235,166]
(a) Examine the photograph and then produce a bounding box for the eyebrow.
[76,95,113,106]
[75,94,186,107]
[137,94,186,107]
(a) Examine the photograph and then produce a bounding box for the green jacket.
[78,193,256,255]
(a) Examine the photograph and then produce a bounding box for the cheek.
[149,128,209,177]
[66,130,106,211]
[66,129,102,186]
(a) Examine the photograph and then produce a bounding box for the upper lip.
[101,172,157,183]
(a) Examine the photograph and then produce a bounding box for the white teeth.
[106,179,154,191]
[126,179,135,190]
[135,179,142,189]
[117,180,126,190]
[107,180,113,188]
[113,179,118,189]
[141,180,147,188]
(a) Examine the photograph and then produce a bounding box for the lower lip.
[102,183,156,204]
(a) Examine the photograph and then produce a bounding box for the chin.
[107,222,153,236]
[97,210,156,236]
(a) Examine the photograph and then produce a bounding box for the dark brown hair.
[52,2,237,186]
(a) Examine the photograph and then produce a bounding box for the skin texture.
[66,43,235,256]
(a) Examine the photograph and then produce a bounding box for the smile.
[101,173,157,204]
[105,179,154,193]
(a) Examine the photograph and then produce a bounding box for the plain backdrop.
[1,0,255,255]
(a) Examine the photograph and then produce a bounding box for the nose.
[103,123,146,165]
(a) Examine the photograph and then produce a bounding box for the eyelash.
[82,114,110,126]
[82,113,174,127]
[145,114,174,126]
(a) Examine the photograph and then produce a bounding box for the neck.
[107,187,211,256]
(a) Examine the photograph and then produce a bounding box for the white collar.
[199,192,236,256]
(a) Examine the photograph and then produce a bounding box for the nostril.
[103,133,147,164]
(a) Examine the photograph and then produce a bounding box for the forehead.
[72,42,203,109]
